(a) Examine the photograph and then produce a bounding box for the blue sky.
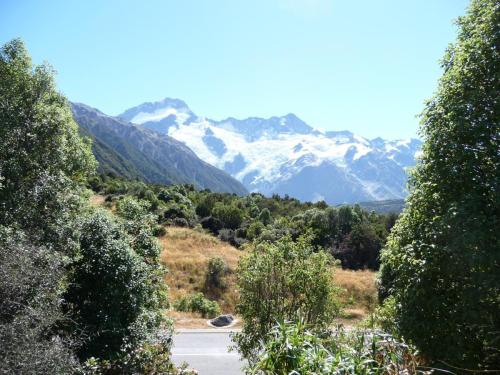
[1,0,468,139]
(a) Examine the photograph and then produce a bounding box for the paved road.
[171,329,245,375]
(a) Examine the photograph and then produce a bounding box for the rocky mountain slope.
[72,102,248,195]
[119,98,421,204]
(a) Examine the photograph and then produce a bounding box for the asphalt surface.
[171,329,245,375]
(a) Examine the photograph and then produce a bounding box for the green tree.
[258,207,272,225]
[0,39,96,253]
[65,211,168,360]
[233,235,340,362]
[338,206,359,236]
[335,222,382,270]
[205,256,228,290]
[380,0,499,369]
[211,202,243,229]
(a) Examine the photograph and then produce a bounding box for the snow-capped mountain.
[119,98,422,204]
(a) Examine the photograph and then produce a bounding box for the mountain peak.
[117,97,422,204]
[118,97,195,125]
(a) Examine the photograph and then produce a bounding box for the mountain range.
[118,98,422,204]
[72,102,248,195]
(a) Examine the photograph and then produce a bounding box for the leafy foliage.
[249,321,422,374]
[0,39,96,254]
[92,177,397,270]
[379,0,500,369]
[0,227,79,374]
[173,293,221,318]
[233,235,340,362]
[211,202,244,229]
[205,256,228,290]
[0,39,180,373]
[64,210,168,360]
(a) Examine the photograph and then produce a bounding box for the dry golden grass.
[160,227,242,315]
[333,268,378,322]
[160,226,378,327]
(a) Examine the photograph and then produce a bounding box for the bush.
[217,226,233,238]
[218,228,246,248]
[65,211,168,360]
[152,225,167,237]
[205,257,228,290]
[200,216,223,235]
[211,203,243,229]
[258,208,272,225]
[173,293,221,318]
[250,321,422,374]
[233,235,340,362]
[333,223,382,270]
[0,227,79,374]
[173,217,189,227]
[195,194,218,218]
[246,221,265,240]
[79,331,180,375]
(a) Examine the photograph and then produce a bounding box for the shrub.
[363,296,397,334]
[173,217,189,227]
[79,330,181,375]
[234,227,247,239]
[152,225,167,237]
[200,216,223,235]
[334,222,382,270]
[246,221,265,240]
[233,235,340,362]
[0,227,79,374]
[195,194,218,218]
[218,228,235,243]
[218,228,246,248]
[205,257,228,290]
[212,203,243,229]
[258,208,272,225]
[65,211,168,360]
[173,293,221,318]
[250,321,422,374]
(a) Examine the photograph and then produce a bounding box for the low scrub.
[173,293,221,318]
[249,321,422,374]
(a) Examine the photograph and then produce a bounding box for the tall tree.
[0,39,96,252]
[380,0,499,369]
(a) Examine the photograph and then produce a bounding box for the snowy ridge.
[119,98,422,204]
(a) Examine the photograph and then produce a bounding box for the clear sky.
[1,0,469,139]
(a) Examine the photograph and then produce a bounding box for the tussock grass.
[160,226,378,324]
[160,227,241,313]
[333,268,377,321]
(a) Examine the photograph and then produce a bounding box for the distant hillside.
[72,103,248,195]
[358,199,405,214]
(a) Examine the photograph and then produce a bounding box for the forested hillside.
[90,175,396,271]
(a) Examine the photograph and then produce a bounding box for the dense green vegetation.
[233,235,340,363]
[173,293,221,318]
[90,174,397,271]
[0,39,185,374]
[380,0,499,370]
[250,321,420,374]
[1,0,498,372]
